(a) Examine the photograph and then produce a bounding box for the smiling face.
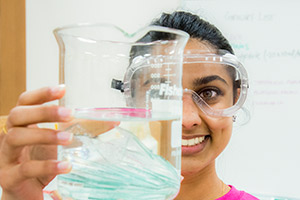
[181,39,234,176]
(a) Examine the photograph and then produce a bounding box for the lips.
[181,135,210,156]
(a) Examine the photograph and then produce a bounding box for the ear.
[234,88,241,104]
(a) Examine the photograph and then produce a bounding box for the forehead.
[184,39,216,54]
[183,39,232,86]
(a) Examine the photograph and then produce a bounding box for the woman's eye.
[200,89,218,99]
[192,87,224,105]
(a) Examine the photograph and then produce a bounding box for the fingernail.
[57,161,72,172]
[57,131,73,142]
[50,84,65,96]
[58,107,73,120]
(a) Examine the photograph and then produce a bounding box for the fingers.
[7,105,72,129]
[17,85,65,106]
[6,128,72,146]
[0,160,71,190]
[1,127,73,163]
[5,85,70,130]
[20,160,71,178]
[0,85,72,195]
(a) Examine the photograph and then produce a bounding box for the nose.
[182,94,202,130]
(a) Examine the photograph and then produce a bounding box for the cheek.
[205,116,233,145]
[205,116,233,130]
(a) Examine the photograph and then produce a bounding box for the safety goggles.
[112,50,248,118]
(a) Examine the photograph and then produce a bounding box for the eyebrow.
[193,75,228,86]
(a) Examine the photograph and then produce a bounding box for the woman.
[0,11,257,199]
[150,12,257,200]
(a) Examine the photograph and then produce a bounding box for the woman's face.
[181,39,234,176]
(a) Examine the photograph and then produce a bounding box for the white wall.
[181,0,300,199]
[26,0,181,90]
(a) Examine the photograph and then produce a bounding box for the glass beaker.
[53,23,189,200]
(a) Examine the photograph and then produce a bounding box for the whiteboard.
[181,0,300,198]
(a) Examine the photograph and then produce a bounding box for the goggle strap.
[111,79,124,92]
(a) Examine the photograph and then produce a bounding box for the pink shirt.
[216,185,259,200]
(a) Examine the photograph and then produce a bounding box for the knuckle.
[38,129,57,144]
[49,131,59,143]
[44,160,56,171]
[41,87,55,102]
[19,162,31,178]
[17,91,28,105]
[5,128,18,146]
[7,106,23,126]
[46,86,53,96]
[8,106,19,120]
[44,105,60,120]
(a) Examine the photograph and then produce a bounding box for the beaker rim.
[53,22,189,45]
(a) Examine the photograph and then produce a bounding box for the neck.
[175,161,226,200]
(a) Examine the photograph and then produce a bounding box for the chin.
[181,157,203,177]
[181,169,196,177]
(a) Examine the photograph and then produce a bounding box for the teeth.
[182,136,206,146]
[188,138,195,146]
[182,139,188,146]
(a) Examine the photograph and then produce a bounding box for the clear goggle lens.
[123,55,183,107]
[182,50,248,117]
[112,50,248,118]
